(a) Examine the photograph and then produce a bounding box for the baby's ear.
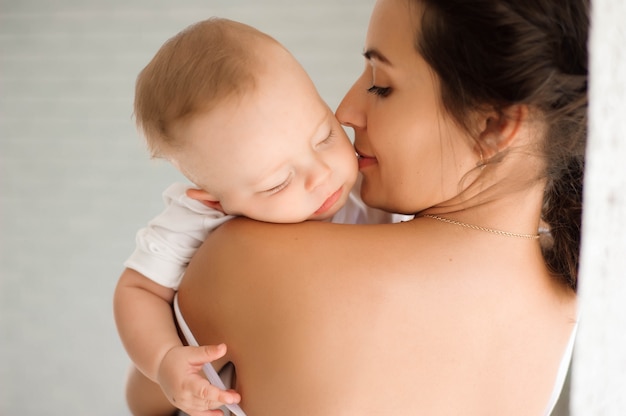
[185,188,225,213]
[477,104,528,159]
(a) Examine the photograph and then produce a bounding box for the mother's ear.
[477,105,528,159]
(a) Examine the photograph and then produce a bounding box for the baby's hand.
[157,344,241,416]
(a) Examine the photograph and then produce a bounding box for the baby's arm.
[114,183,239,415]
[114,269,238,415]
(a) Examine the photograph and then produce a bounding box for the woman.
[178,0,587,414]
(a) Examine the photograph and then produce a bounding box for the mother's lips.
[355,148,377,169]
[355,146,372,158]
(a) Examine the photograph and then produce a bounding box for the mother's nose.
[336,80,367,130]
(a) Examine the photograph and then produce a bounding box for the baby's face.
[173,40,358,223]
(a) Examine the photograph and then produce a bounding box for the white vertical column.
[572,0,626,414]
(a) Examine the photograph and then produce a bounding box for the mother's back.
[178,217,576,415]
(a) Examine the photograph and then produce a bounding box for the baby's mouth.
[315,187,343,215]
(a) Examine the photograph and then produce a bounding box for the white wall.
[572,0,626,414]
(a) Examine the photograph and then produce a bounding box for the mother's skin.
[179,217,575,415]
[179,0,582,413]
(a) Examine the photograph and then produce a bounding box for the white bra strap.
[173,294,247,416]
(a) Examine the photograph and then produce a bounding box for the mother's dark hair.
[413,0,589,290]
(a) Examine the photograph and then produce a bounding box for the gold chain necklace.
[422,214,540,240]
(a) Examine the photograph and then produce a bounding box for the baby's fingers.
[212,387,241,406]
[173,385,224,415]
[195,380,241,405]
[188,344,228,366]
[178,382,239,416]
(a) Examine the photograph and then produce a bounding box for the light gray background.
[0,1,373,414]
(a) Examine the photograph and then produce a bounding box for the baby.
[114,17,408,416]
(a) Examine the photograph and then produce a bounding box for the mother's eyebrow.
[363,48,391,65]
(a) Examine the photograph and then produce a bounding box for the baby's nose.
[305,160,332,191]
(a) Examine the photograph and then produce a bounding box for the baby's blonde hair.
[134,17,273,157]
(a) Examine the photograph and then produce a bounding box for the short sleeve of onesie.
[124,182,234,289]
